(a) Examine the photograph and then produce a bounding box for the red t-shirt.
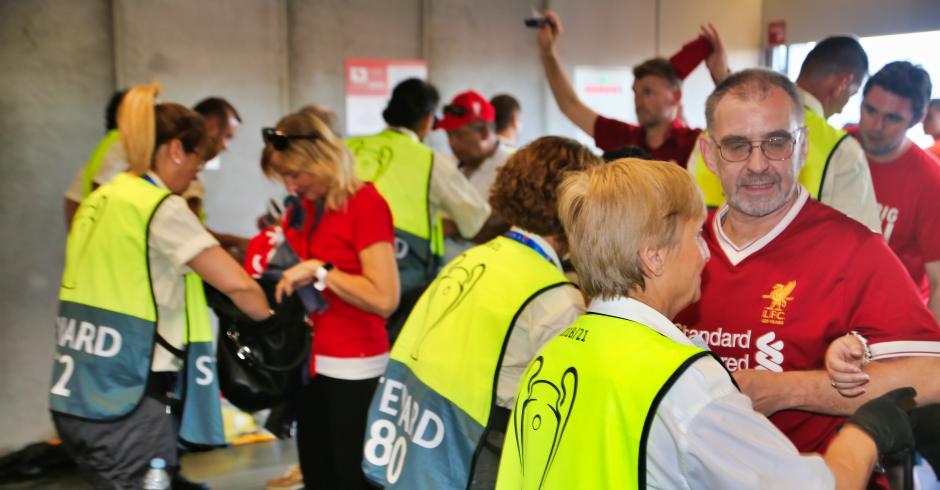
[593,116,701,165]
[675,198,940,455]
[281,184,395,368]
[850,130,940,302]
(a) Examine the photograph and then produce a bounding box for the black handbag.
[207,280,310,413]
[208,198,329,413]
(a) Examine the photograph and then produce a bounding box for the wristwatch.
[314,262,334,291]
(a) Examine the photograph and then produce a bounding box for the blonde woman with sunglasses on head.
[262,112,399,490]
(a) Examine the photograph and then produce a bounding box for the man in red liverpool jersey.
[849,61,940,321]
[675,69,940,470]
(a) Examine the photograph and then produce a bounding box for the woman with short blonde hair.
[558,157,706,302]
[498,158,914,489]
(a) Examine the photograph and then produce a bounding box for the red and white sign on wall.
[345,58,427,136]
[767,20,787,47]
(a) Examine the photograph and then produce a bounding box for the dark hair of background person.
[634,58,681,89]
[489,136,602,239]
[602,145,653,162]
[193,97,242,129]
[382,78,439,130]
[864,61,933,123]
[705,68,803,132]
[491,94,521,133]
[799,36,869,84]
[105,89,128,131]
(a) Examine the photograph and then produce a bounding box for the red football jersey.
[676,195,940,454]
[851,129,940,303]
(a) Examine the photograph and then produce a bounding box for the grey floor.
[0,439,298,490]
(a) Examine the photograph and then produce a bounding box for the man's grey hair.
[705,69,805,132]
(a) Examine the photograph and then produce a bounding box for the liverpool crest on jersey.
[761,280,796,326]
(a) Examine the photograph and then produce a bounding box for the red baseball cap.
[434,90,495,131]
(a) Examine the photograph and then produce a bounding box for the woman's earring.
[174,158,182,165]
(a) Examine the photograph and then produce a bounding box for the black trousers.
[296,374,379,490]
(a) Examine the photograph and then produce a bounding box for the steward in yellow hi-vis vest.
[81,129,121,198]
[691,107,849,206]
[347,129,444,334]
[362,236,571,489]
[496,313,714,489]
[51,173,224,447]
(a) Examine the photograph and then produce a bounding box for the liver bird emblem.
[762,281,796,310]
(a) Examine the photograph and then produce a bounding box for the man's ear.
[204,116,222,139]
[700,135,719,174]
[511,113,522,131]
[638,244,666,278]
[833,72,854,95]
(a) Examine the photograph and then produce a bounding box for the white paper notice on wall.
[573,66,635,148]
[345,58,428,136]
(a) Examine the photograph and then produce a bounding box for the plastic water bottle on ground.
[142,457,171,490]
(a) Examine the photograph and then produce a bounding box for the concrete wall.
[0,0,116,454]
[114,0,288,237]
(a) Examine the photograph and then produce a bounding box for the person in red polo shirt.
[849,62,940,320]
[674,68,940,488]
[261,111,400,490]
[534,10,729,165]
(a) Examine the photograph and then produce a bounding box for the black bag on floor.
[207,280,310,413]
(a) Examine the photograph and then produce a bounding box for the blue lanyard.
[141,174,157,187]
[504,231,554,264]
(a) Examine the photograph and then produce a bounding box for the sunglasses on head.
[262,127,319,151]
[442,104,469,117]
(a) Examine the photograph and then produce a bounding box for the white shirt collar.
[587,296,693,346]
[145,171,169,190]
[510,226,563,271]
[389,126,421,142]
[797,87,824,117]
[714,185,808,265]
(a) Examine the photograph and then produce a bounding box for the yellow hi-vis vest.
[691,107,851,207]
[362,236,571,489]
[347,129,444,295]
[51,173,225,446]
[496,313,717,489]
[81,129,121,198]
[347,129,447,341]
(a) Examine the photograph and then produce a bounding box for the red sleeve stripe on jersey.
[870,341,940,359]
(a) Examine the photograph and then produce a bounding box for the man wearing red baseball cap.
[436,90,514,262]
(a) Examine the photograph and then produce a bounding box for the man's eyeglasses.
[262,128,318,151]
[712,127,805,162]
[442,104,469,117]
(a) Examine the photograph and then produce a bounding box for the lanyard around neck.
[504,230,553,264]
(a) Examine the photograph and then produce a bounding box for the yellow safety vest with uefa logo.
[51,172,225,446]
[496,313,716,489]
[691,107,850,207]
[346,129,444,294]
[362,236,571,489]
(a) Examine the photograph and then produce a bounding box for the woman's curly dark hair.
[489,136,602,238]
